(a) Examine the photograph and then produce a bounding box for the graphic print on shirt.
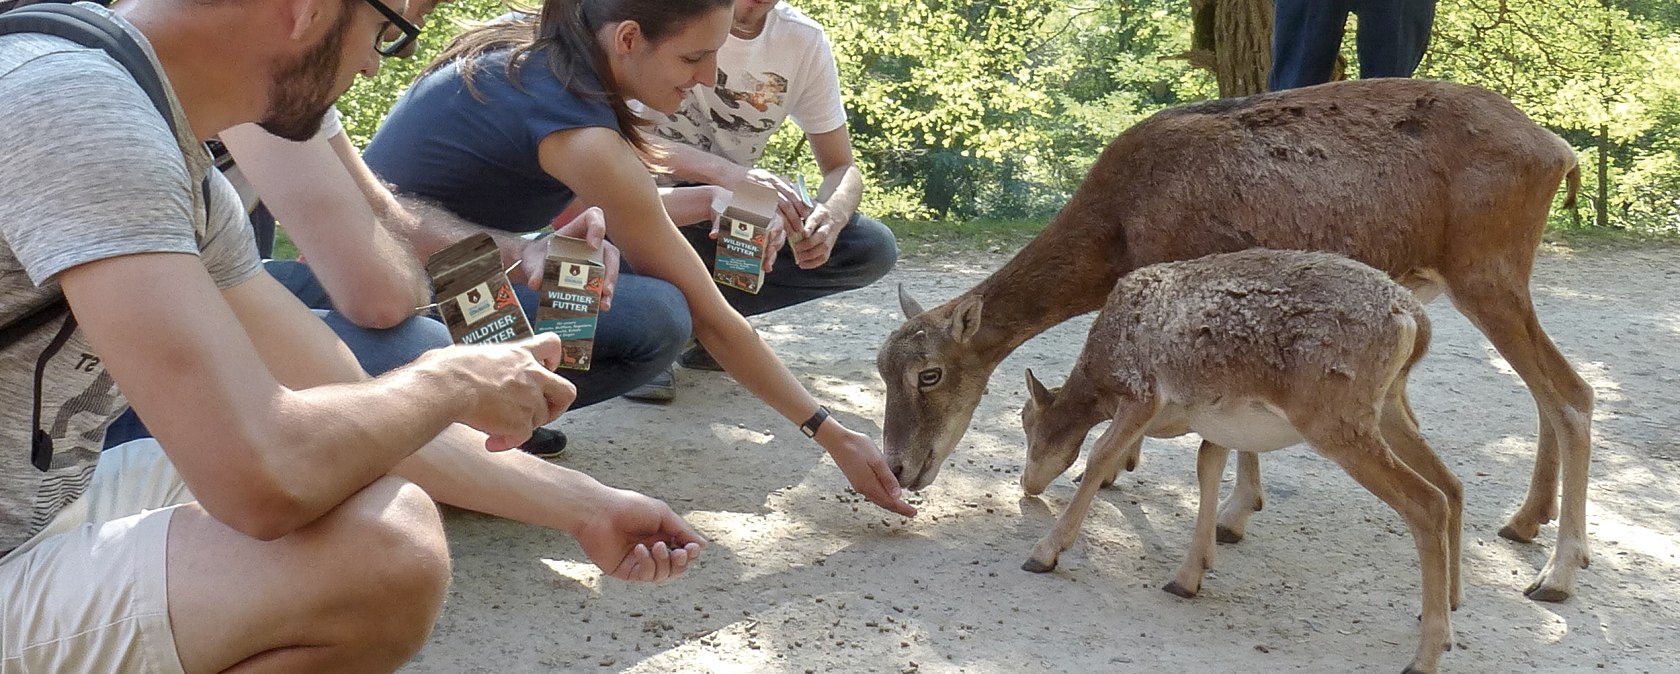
[714,70,788,113]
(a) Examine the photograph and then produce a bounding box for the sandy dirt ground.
[404,244,1680,674]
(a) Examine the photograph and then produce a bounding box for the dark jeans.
[513,270,690,408]
[1268,0,1437,91]
[679,211,898,317]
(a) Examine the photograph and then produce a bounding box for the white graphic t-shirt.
[649,2,846,169]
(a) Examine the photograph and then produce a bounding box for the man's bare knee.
[334,477,451,654]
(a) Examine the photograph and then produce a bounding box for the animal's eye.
[917,369,942,388]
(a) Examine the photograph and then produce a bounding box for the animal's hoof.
[1161,580,1198,599]
[1022,558,1057,574]
[1215,526,1244,544]
[1124,457,1139,472]
[1099,479,1116,489]
[1523,583,1571,603]
[1497,524,1536,544]
[1400,666,1433,674]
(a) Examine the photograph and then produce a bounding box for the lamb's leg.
[1024,401,1154,573]
[1165,440,1229,598]
[1382,385,1464,608]
[1307,424,1454,674]
[1215,450,1263,543]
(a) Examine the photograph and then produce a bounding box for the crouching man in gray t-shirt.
[0,2,703,672]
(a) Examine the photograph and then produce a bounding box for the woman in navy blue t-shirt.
[364,0,913,517]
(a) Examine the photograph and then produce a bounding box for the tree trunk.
[1596,123,1610,229]
[1215,0,1273,97]
[1187,0,1272,97]
[1185,0,1351,97]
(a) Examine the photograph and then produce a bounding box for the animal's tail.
[1384,297,1432,392]
[1563,163,1580,210]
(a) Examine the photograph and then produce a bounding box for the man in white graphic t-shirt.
[640,0,898,383]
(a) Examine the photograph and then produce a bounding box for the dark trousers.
[679,211,899,318]
[1268,0,1437,91]
[513,271,690,408]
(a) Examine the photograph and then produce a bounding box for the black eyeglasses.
[362,0,422,57]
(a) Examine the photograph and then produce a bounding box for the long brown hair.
[428,0,730,154]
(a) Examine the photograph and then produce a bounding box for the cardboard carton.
[535,235,605,370]
[426,233,534,346]
[712,182,778,294]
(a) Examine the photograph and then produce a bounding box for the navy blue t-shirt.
[364,48,619,234]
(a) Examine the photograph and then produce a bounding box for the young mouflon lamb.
[1020,248,1461,674]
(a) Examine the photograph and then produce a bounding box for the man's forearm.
[818,164,864,222]
[383,192,533,271]
[394,424,613,536]
[648,137,748,188]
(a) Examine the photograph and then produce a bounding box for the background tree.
[337,0,1680,234]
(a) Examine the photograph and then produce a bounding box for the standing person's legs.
[679,212,899,318]
[0,440,449,674]
[515,271,691,409]
[1352,0,1437,78]
[1268,0,1354,91]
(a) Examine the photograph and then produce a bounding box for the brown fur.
[879,78,1591,602]
[1018,249,1459,673]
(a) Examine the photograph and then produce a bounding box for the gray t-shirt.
[0,7,263,552]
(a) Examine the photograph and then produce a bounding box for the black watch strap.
[800,405,831,438]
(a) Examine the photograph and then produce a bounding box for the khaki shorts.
[0,440,192,674]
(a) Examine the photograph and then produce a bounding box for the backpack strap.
[0,4,176,137]
[0,3,196,469]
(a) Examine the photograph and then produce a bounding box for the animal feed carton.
[536,235,605,370]
[712,182,778,294]
[427,233,534,346]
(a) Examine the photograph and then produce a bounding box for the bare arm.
[807,125,863,222]
[648,136,750,188]
[58,255,571,540]
[541,127,915,516]
[645,137,807,233]
[790,125,865,269]
[215,263,705,579]
[217,124,430,328]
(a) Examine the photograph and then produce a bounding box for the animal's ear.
[897,284,925,320]
[949,295,983,343]
[1024,368,1055,407]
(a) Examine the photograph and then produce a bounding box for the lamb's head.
[877,286,990,491]
[1020,368,1087,495]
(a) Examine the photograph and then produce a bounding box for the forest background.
[332,0,1680,248]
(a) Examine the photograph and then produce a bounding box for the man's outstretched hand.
[572,488,707,583]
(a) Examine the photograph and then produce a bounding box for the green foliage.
[338,0,514,147]
[335,0,1680,234]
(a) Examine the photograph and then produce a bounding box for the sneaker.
[677,343,723,372]
[520,426,568,459]
[622,366,675,403]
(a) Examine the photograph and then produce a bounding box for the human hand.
[708,187,787,274]
[544,206,621,311]
[819,422,918,517]
[791,203,844,269]
[740,168,811,231]
[761,211,789,273]
[573,487,707,583]
[418,333,576,451]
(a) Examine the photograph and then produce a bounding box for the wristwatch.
[800,405,831,438]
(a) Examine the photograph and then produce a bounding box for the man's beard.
[258,7,353,141]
